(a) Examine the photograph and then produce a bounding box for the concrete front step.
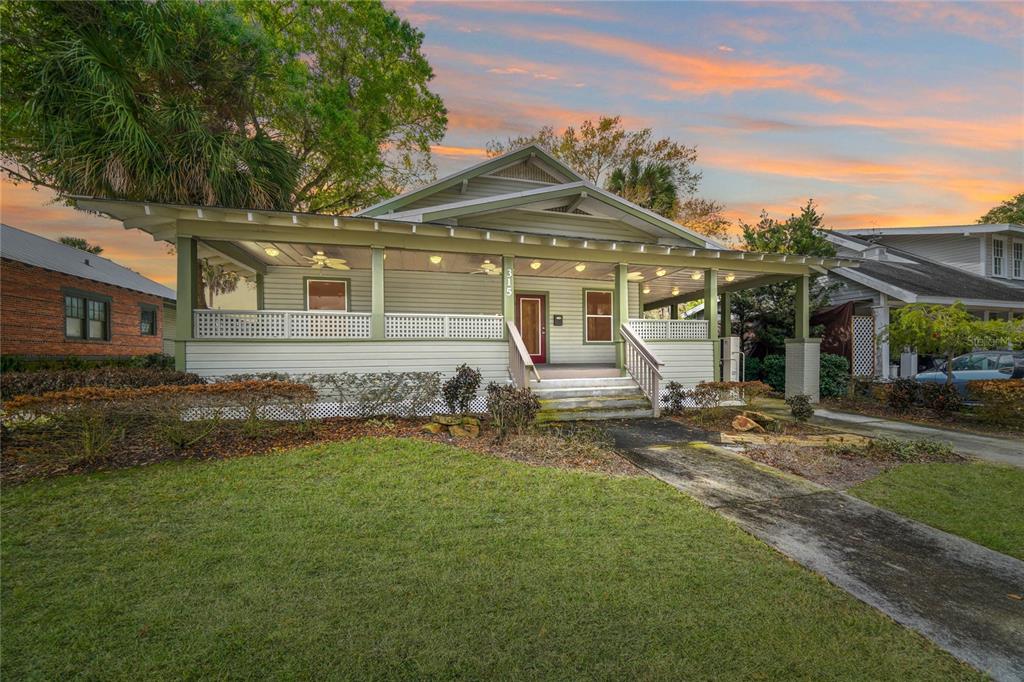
[538,395,649,411]
[529,376,636,390]
[537,406,654,422]
[531,385,644,400]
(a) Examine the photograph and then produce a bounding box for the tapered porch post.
[614,263,629,369]
[705,269,719,380]
[175,236,198,371]
[502,255,515,338]
[371,246,385,339]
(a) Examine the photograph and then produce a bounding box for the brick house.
[1,224,176,360]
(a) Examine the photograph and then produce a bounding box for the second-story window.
[1013,241,1023,279]
[992,237,1005,277]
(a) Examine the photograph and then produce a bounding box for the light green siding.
[647,340,716,387]
[162,304,176,356]
[471,209,656,242]
[399,176,556,212]
[263,266,371,311]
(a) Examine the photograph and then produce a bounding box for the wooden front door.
[515,294,546,364]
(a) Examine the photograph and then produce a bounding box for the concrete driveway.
[608,419,1024,682]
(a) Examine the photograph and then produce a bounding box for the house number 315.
[505,268,513,296]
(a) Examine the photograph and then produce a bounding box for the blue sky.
[2,0,1021,284]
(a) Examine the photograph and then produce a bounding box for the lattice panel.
[194,310,288,338]
[208,397,490,421]
[629,318,709,340]
[385,314,503,339]
[490,160,560,183]
[851,315,875,376]
[290,312,371,339]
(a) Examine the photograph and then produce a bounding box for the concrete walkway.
[608,419,1024,682]
[759,400,1024,468]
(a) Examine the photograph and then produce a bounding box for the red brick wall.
[1,258,168,358]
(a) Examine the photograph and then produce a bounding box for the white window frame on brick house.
[992,236,1006,277]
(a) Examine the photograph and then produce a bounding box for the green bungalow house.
[77,145,856,418]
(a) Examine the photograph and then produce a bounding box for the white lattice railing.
[193,310,503,340]
[385,313,504,340]
[628,318,709,341]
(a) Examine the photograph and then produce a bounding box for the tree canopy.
[58,237,103,255]
[1,0,446,213]
[977,193,1024,225]
[607,160,679,218]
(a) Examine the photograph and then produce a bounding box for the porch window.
[306,279,348,311]
[1013,241,1022,279]
[584,290,613,342]
[992,237,1005,277]
[64,289,110,340]
[140,304,157,335]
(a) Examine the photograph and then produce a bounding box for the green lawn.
[2,438,978,680]
[852,461,1024,560]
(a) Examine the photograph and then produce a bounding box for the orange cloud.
[810,113,1023,152]
[430,144,489,158]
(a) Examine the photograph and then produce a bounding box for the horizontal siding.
[185,340,509,384]
[649,340,715,387]
[877,235,982,275]
[401,176,555,211]
[162,304,176,355]
[386,271,500,314]
[518,275,639,364]
[263,266,371,311]
[472,209,655,242]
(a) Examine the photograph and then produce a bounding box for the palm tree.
[607,160,679,218]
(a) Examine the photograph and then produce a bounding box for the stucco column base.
[785,338,821,403]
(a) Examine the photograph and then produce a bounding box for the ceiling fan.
[470,259,501,276]
[304,250,350,270]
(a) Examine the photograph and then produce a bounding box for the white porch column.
[900,348,918,378]
[502,255,515,337]
[872,294,890,379]
[614,263,629,369]
[175,235,197,371]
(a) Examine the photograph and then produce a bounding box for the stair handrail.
[621,323,664,417]
[507,320,540,387]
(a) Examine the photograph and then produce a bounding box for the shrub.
[919,382,962,414]
[819,354,850,399]
[0,353,173,373]
[761,355,785,392]
[968,379,1024,426]
[743,356,762,382]
[661,381,689,415]
[885,378,919,411]
[486,383,540,440]
[442,364,481,415]
[786,394,814,421]
[1,367,203,398]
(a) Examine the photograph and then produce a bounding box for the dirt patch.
[1,417,641,484]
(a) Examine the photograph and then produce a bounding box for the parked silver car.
[914,351,1024,396]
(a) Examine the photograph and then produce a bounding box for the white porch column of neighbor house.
[872,293,890,379]
[614,263,629,369]
[371,246,385,340]
[785,274,821,402]
[900,347,918,378]
[704,269,720,381]
[174,235,198,371]
[502,255,515,337]
[721,291,741,381]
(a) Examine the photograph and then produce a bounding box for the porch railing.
[629,318,709,341]
[621,323,664,417]
[507,320,539,387]
[193,310,503,340]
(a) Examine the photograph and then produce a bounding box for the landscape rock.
[449,423,480,438]
[743,411,781,432]
[422,422,445,434]
[461,416,480,427]
[732,415,766,433]
[432,414,462,426]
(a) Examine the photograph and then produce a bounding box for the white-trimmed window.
[1012,241,1023,279]
[584,290,613,342]
[306,279,348,310]
[992,237,1005,277]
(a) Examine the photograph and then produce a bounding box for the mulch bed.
[1,417,641,485]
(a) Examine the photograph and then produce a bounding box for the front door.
[515,294,546,364]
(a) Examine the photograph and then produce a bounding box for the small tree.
[59,236,103,254]
[201,260,240,308]
[884,303,1022,384]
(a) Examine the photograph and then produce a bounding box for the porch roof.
[74,197,860,305]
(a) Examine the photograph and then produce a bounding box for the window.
[584,290,613,342]
[998,354,1014,375]
[306,279,347,310]
[992,237,1005,277]
[63,289,110,341]
[140,305,157,336]
[1013,241,1023,279]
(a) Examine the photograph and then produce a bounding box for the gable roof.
[0,224,175,301]
[357,144,583,218]
[836,223,1023,238]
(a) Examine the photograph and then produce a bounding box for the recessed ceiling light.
[530,260,542,270]
[672,287,680,296]
[690,271,703,280]
[264,246,280,257]
[627,272,644,281]
[655,268,666,277]
[574,263,586,272]
[725,273,736,282]
[429,255,442,265]
[642,285,651,294]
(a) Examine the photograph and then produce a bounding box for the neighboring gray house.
[822,224,1024,378]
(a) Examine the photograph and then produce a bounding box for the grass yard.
[2,438,979,680]
[852,461,1024,560]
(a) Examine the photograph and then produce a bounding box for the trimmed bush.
[661,381,689,415]
[0,353,173,373]
[819,353,850,398]
[919,382,962,414]
[968,379,1024,425]
[885,378,919,411]
[762,355,785,392]
[743,356,763,382]
[442,364,482,415]
[1,366,203,398]
[786,394,814,421]
[486,383,540,440]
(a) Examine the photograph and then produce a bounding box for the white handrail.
[507,320,540,387]
[621,323,664,417]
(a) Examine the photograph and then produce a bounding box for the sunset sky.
[1,0,1021,286]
